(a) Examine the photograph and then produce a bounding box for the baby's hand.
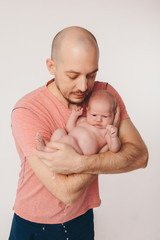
[72,105,83,117]
[106,125,118,138]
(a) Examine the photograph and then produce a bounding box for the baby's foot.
[36,133,46,151]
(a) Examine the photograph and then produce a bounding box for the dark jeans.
[8,209,94,240]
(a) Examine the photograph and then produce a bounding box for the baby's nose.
[96,115,102,121]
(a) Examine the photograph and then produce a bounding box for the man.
[9,26,148,240]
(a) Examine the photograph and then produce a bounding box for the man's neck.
[47,81,75,109]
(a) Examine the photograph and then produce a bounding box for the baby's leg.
[52,130,83,154]
[36,129,67,152]
[50,128,67,141]
[59,135,83,154]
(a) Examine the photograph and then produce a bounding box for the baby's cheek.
[104,119,112,127]
[86,117,93,125]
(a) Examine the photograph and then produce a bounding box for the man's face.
[53,43,99,105]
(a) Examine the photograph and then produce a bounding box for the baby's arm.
[105,125,121,153]
[66,106,83,132]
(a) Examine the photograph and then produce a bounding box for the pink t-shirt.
[11,80,129,224]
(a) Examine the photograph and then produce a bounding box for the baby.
[37,90,121,155]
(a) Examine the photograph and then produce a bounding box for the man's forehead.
[65,68,99,74]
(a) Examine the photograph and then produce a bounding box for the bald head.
[51,26,99,64]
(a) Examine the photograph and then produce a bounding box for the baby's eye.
[92,114,97,117]
[103,116,108,118]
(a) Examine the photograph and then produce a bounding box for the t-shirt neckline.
[44,79,72,114]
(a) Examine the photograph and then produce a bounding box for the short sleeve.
[107,84,129,120]
[11,107,53,157]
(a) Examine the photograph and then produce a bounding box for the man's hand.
[34,142,82,174]
[113,104,120,128]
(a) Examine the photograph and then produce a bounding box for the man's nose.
[77,76,88,92]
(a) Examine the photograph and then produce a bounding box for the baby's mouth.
[94,124,102,128]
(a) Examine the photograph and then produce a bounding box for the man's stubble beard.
[56,82,91,105]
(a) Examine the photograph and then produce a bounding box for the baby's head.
[86,90,117,129]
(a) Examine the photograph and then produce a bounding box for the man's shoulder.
[13,85,46,109]
[93,81,108,91]
[93,81,120,96]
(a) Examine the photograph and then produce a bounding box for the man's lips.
[73,92,87,98]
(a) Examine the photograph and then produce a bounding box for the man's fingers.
[113,105,121,128]
[34,142,70,158]
[33,148,53,160]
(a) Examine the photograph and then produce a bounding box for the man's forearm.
[64,173,97,205]
[33,119,148,176]
[75,119,148,174]
[78,142,148,174]
[51,172,96,206]
[27,155,96,206]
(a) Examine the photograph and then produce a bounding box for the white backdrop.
[0,0,160,239]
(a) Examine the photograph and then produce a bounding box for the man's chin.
[67,97,86,105]
[68,99,84,105]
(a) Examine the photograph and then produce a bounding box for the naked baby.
[37,90,121,155]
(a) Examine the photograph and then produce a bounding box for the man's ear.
[46,58,56,75]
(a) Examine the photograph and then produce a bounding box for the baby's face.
[86,100,114,129]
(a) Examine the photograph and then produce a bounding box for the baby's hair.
[89,90,117,112]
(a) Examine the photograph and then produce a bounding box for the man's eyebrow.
[88,69,99,74]
[65,69,99,74]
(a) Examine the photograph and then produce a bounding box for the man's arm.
[78,118,148,174]
[12,107,96,206]
[27,155,96,206]
[34,118,148,174]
